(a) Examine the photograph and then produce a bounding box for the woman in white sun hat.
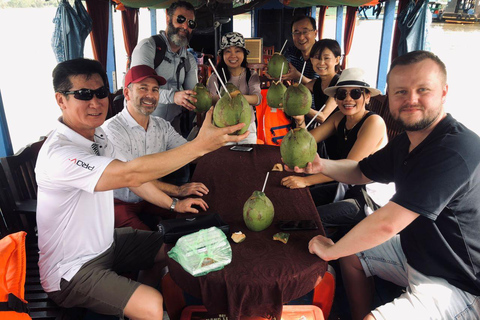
[282,67,388,239]
[207,32,262,145]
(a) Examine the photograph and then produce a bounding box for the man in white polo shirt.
[103,65,210,231]
[35,58,248,319]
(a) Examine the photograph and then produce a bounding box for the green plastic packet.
[167,226,232,277]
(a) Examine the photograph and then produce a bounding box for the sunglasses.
[175,15,197,29]
[60,86,109,101]
[336,88,364,101]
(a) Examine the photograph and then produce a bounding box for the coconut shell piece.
[273,232,290,244]
[272,163,283,171]
[231,232,246,243]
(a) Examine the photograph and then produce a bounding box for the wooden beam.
[106,0,117,91]
[150,8,157,36]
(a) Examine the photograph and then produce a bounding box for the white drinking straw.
[209,58,231,99]
[261,172,270,193]
[279,39,288,55]
[222,68,228,84]
[298,61,307,84]
[213,81,221,97]
[306,104,326,129]
[279,62,285,83]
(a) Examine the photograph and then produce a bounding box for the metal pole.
[0,90,13,157]
[150,8,157,35]
[106,0,117,92]
[335,6,344,48]
[377,0,396,93]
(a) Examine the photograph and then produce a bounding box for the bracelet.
[170,198,179,212]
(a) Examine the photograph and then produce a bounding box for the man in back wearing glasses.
[131,0,198,138]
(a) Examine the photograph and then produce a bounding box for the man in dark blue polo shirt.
[293,51,480,319]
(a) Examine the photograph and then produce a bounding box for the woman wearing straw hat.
[207,32,262,145]
[282,68,388,238]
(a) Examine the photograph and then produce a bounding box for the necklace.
[343,111,368,141]
[229,68,245,88]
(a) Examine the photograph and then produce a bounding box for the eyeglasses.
[175,15,197,29]
[292,29,314,37]
[336,88,364,101]
[60,86,109,101]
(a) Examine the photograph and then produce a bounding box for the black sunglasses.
[60,86,109,101]
[336,88,364,101]
[175,15,197,29]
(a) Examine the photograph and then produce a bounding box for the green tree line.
[0,0,58,9]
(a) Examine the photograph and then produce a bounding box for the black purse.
[158,213,230,244]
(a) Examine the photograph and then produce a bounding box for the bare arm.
[309,202,419,261]
[306,97,337,124]
[95,108,248,191]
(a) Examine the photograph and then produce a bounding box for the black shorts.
[47,227,164,318]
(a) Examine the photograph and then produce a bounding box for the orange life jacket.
[256,89,292,146]
[0,231,31,319]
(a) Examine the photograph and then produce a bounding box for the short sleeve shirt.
[102,107,187,202]
[359,114,480,295]
[36,120,116,292]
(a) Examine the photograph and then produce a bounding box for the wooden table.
[166,145,327,320]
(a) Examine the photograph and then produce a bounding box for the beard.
[134,98,157,116]
[167,20,191,47]
[393,104,442,131]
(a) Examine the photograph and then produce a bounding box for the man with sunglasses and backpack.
[131,0,198,138]
[35,58,248,319]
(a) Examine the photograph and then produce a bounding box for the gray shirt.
[131,31,198,122]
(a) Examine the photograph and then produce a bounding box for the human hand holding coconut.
[174,90,197,111]
[193,108,249,153]
[175,197,209,214]
[283,153,323,175]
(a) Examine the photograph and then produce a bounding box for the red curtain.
[121,7,139,71]
[391,0,410,61]
[85,0,110,70]
[341,6,358,70]
[317,6,328,40]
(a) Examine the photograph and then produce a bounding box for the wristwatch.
[170,198,179,212]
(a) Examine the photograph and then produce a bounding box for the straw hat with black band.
[324,68,381,97]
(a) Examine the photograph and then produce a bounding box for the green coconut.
[243,191,275,232]
[280,128,317,168]
[213,90,251,135]
[267,53,289,79]
[192,83,212,113]
[266,80,287,109]
[219,83,239,98]
[283,83,312,116]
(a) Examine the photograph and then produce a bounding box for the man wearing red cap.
[104,65,210,231]
[35,58,248,319]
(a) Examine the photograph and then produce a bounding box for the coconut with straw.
[243,172,275,232]
[267,40,289,79]
[266,62,287,109]
[208,59,251,135]
[284,61,312,116]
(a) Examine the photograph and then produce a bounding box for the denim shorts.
[357,235,480,320]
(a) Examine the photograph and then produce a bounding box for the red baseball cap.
[124,65,166,88]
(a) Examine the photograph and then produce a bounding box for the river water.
[0,7,479,151]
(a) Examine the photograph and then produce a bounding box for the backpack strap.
[152,35,167,70]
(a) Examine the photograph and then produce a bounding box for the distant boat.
[439,0,479,22]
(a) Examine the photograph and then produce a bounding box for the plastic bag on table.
[167,227,232,277]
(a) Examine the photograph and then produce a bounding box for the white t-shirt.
[36,120,117,292]
[102,106,187,203]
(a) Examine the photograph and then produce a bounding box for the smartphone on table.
[230,146,253,152]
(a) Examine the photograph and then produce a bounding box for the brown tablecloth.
[166,145,327,320]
